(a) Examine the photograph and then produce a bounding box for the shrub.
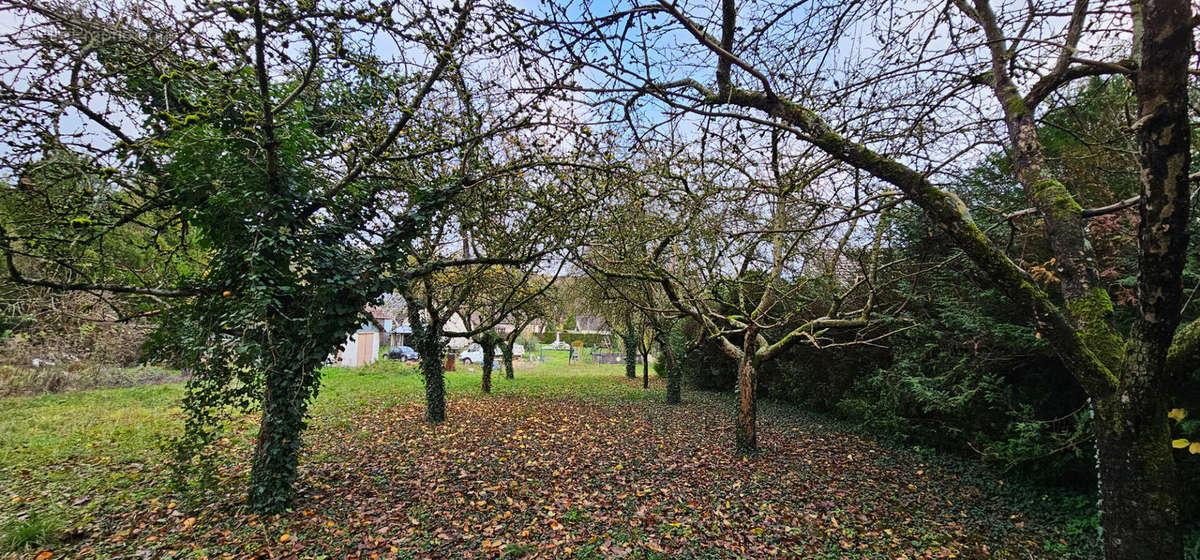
[831,285,1096,484]
[681,340,736,391]
[651,355,667,378]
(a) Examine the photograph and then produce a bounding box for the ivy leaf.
[1171,438,1189,448]
[1167,408,1186,422]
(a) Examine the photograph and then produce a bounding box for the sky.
[0,0,1141,209]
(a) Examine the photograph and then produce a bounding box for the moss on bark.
[1066,287,1125,370]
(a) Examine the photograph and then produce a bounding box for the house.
[369,308,412,348]
[335,308,412,367]
[444,312,472,351]
[334,302,503,366]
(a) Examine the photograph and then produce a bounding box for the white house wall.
[340,334,358,367]
[338,331,380,367]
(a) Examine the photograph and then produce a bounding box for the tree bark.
[624,326,643,378]
[1095,388,1179,558]
[1090,0,1197,557]
[502,326,523,380]
[419,338,446,422]
[735,356,757,454]
[623,322,637,379]
[481,341,495,394]
[658,332,682,405]
[408,298,446,423]
[666,363,682,404]
[641,349,649,389]
[501,337,515,379]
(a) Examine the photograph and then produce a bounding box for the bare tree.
[577,128,902,453]
[539,0,1195,554]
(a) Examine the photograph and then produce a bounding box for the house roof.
[366,307,392,321]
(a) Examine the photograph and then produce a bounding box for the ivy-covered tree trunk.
[666,361,682,404]
[408,302,446,423]
[657,331,682,405]
[623,322,637,379]
[247,355,321,513]
[501,335,515,379]
[419,338,446,422]
[477,330,501,394]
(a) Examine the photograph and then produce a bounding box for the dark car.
[385,346,419,361]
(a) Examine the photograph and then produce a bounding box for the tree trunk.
[419,339,446,422]
[481,342,495,394]
[623,323,637,379]
[1090,1,1194,558]
[248,366,310,512]
[735,356,757,454]
[1094,386,1180,559]
[660,335,681,405]
[641,350,649,389]
[407,300,446,423]
[501,338,515,380]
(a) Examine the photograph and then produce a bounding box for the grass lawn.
[0,351,1098,559]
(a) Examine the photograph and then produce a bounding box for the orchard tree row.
[0,0,1194,558]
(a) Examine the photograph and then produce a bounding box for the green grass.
[0,511,62,552]
[0,351,641,558]
[0,350,639,471]
[0,383,183,468]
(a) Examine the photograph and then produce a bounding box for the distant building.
[333,305,516,366]
[338,320,382,367]
[573,315,611,334]
[334,308,411,367]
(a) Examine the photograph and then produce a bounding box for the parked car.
[459,344,487,364]
[460,343,524,364]
[385,345,419,361]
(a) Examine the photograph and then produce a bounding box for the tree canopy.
[0,0,1195,557]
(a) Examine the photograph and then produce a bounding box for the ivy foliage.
[477,329,503,394]
[148,81,461,511]
[622,319,638,380]
[0,2,489,513]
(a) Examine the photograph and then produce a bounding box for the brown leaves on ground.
[57,389,1079,560]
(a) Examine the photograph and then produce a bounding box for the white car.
[459,343,525,364]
